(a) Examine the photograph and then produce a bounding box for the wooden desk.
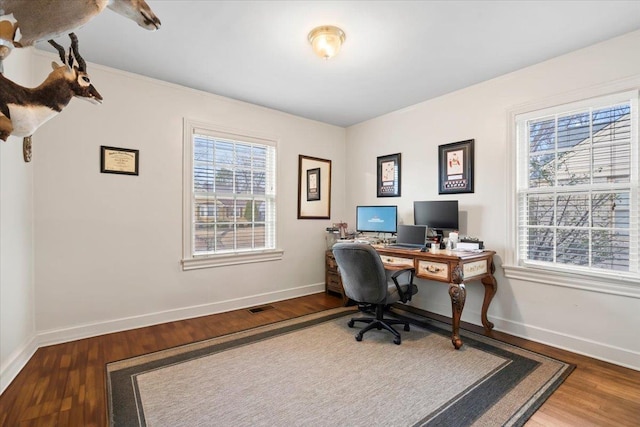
[374,245,497,349]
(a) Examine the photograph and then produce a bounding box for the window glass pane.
[556,193,589,227]
[557,112,590,150]
[253,171,266,195]
[194,138,213,161]
[234,168,253,194]
[528,118,555,153]
[556,229,589,266]
[236,143,251,166]
[216,225,235,251]
[236,224,253,250]
[592,230,630,271]
[556,146,590,186]
[592,105,631,144]
[215,167,234,193]
[592,143,630,183]
[193,163,214,192]
[527,227,554,262]
[253,224,266,248]
[215,197,235,222]
[527,194,554,226]
[254,200,266,222]
[214,140,235,166]
[194,223,216,253]
[529,153,555,188]
[592,192,629,229]
[253,146,267,168]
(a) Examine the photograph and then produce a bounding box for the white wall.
[346,30,640,369]
[0,48,37,392]
[29,52,345,345]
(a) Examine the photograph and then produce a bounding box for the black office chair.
[332,243,417,345]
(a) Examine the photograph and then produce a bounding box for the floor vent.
[248,305,275,314]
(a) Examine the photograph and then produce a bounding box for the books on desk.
[456,240,484,250]
[453,248,485,254]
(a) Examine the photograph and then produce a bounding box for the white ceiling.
[35,1,640,127]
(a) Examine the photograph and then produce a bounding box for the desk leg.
[449,283,466,349]
[480,261,497,331]
[449,264,466,349]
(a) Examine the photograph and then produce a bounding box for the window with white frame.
[514,91,639,281]
[182,119,282,270]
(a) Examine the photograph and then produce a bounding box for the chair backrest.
[332,243,388,304]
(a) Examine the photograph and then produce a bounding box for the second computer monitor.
[414,200,459,234]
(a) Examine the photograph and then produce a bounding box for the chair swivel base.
[348,316,411,345]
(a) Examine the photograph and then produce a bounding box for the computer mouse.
[420,246,427,252]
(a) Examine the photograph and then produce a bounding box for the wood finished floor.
[1,292,638,426]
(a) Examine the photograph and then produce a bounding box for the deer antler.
[69,33,86,72]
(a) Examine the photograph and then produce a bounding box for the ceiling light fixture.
[308,25,346,60]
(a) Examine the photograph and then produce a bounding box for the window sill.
[502,264,640,299]
[182,249,284,271]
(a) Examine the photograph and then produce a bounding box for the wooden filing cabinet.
[325,250,348,304]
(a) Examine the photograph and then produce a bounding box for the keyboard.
[386,243,424,249]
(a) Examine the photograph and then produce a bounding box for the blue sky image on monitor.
[356,205,397,233]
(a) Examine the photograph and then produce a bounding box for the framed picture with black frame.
[306,167,321,201]
[100,146,139,176]
[377,153,401,197]
[438,139,474,194]
[298,155,331,219]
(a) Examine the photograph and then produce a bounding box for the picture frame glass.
[100,145,139,176]
[438,139,474,194]
[377,153,401,197]
[298,155,331,219]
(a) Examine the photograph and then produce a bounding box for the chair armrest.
[390,267,415,303]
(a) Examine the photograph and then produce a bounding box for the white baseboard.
[490,316,640,371]
[407,295,639,371]
[2,284,323,393]
[1,334,38,394]
[37,283,325,348]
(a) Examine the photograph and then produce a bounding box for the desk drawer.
[379,255,414,268]
[463,260,488,279]
[326,272,342,292]
[417,260,449,280]
[326,253,338,271]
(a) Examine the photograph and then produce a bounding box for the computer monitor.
[413,200,459,235]
[356,205,398,234]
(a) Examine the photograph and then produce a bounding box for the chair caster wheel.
[404,324,410,331]
[355,334,363,342]
[394,337,401,345]
[348,320,355,328]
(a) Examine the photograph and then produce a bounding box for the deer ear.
[51,61,59,70]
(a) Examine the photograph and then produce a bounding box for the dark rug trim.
[107,309,573,427]
[107,310,353,427]
[394,312,574,427]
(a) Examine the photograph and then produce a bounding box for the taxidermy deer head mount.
[0,33,102,162]
[0,0,161,61]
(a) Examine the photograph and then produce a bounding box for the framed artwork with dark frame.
[306,167,321,201]
[438,139,474,194]
[377,153,401,197]
[298,155,331,219]
[100,146,139,176]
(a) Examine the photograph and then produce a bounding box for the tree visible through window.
[516,93,638,278]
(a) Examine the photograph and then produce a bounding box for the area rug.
[106,307,573,427]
